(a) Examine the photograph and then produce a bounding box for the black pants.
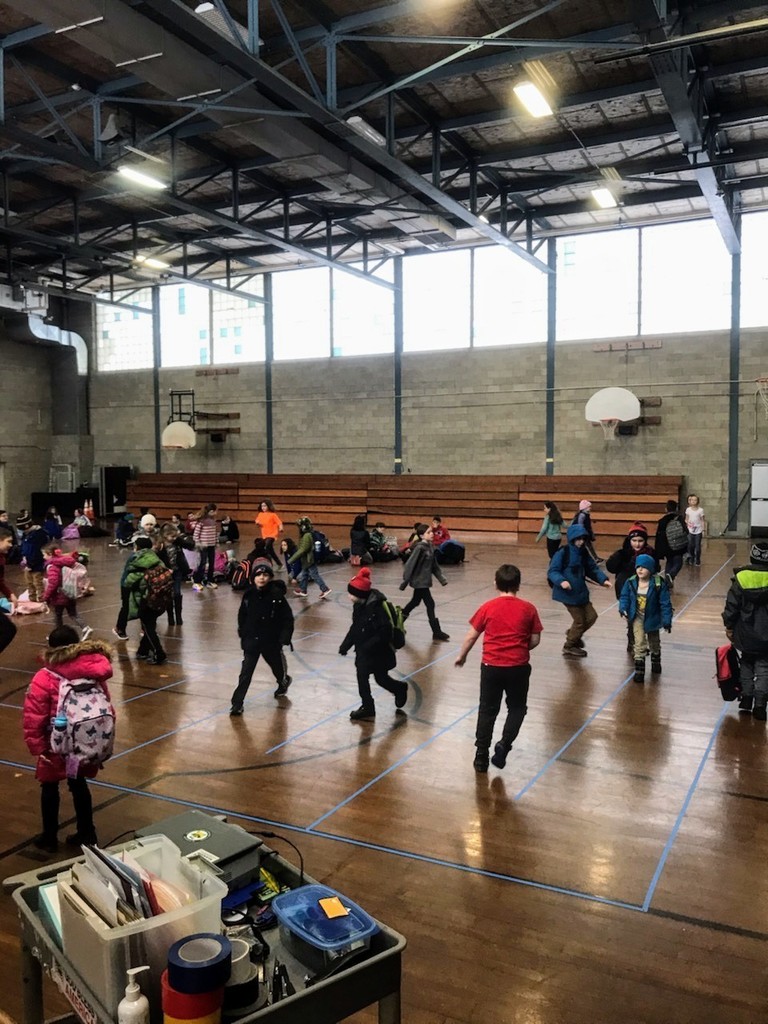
[356,661,401,710]
[0,611,17,655]
[264,538,282,567]
[115,587,130,634]
[475,663,530,753]
[137,609,165,659]
[403,588,439,632]
[231,643,285,709]
[193,545,216,584]
[40,777,94,843]
[546,538,561,559]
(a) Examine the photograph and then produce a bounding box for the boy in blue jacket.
[619,553,673,683]
[548,523,611,657]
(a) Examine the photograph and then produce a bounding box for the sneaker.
[432,630,451,642]
[320,589,332,599]
[229,705,243,716]
[738,695,754,714]
[562,645,587,658]
[33,834,59,854]
[651,658,662,675]
[112,628,129,641]
[573,638,585,649]
[136,651,150,660]
[274,676,293,698]
[753,705,767,722]
[394,682,408,709]
[350,705,375,721]
[205,581,218,589]
[147,654,168,666]
[294,591,308,598]
[192,583,204,592]
[473,751,489,773]
[491,742,509,769]
[80,625,93,641]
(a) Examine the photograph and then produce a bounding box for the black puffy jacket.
[722,565,768,656]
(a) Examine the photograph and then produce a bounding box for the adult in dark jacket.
[230,564,294,715]
[606,525,660,599]
[654,501,688,582]
[548,523,611,656]
[0,526,18,655]
[340,567,407,720]
[722,542,768,719]
[400,524,450,640]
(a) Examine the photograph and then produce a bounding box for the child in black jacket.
[230,564,294,715]
[722,542,768,719]
[340,567,408,721]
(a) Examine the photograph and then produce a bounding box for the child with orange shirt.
[255,499,283,570]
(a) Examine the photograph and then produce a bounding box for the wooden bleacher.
[126,474,683,546]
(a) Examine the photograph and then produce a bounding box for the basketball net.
[599,418,620,440]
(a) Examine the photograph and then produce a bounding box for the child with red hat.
[339,567,408,721]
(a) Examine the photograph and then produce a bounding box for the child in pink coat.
[41,545,92,639]
[23,626,114,853]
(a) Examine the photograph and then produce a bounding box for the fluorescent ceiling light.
[379,242,404,255]
[195,2,215,11]
[177,88,222,102]
[135,255,170,270]
[115,52,163,68]
[478,214,490,224]
[118,165,167,190]
[513,81,552,118]
[346,115,386,147]
[55,16,104,34]
[591,187,618,208]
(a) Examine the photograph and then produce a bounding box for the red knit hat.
[627,520,648,540]
[348,566,372,598]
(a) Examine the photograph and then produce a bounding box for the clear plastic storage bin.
[272,883,379,973]
[59,834,226,1021]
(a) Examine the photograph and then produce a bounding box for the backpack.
[665,515,688,553]
[382,600,406,650]
[715,643,741,701]
[231,557,260,591]
[312,530,330,563]
[50,675,116,777]
[61,562,89,600]
[142,563,174,612]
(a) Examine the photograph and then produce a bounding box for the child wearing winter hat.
[722,542,768,719]
[23,625,115,853]
[548,524,611,657]
[570,499,602,563]
[619,553,673,684]
[339,566,407,720]
[287,517,332,599]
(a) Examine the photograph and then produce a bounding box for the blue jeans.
[687,533,702,564]
[296,563,329,594]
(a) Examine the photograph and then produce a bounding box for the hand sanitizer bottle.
[117,966,150,1024]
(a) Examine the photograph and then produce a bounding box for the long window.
[95,289,153,370]
[473,246,547,346]
[211,277,266,364]
[640,219,731,334]
[332,262,394,356]
[404,250,471,351]
[272,268,331,360]
[557,230,639,340]
[160,284,210,367]
[740,210,768,329]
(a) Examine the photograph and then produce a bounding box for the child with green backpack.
[339,567,408,721]
[619,553,673,683]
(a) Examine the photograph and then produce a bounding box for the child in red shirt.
[455,564,542,773]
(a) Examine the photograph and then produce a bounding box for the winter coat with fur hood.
[23,639,114,783]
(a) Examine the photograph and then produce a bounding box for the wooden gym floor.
[0,533,765,1023]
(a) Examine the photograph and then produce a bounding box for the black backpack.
[665,515,688,553]
[715,643,741,701]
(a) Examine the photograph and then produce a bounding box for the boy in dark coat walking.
[722,542,768,719]
[548,523,611,657]
[230,563,294,715]
[340,567,408,721]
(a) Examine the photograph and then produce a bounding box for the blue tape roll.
[168,933,232,995]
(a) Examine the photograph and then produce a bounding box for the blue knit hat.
[635,554,656,572]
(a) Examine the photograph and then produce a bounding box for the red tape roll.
[162,970,225,1019]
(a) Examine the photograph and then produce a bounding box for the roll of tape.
[222,965,262,1013]
[226,939,252,988]
[161,970,224,1019]
[167,933,232,995]
[163,1011,221,1024]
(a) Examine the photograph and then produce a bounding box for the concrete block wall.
[0,333,54,512]
[87,327,768,534]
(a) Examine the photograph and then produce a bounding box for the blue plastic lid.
[272,884,379,951]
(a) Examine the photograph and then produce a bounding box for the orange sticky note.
[319,896,349,919]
